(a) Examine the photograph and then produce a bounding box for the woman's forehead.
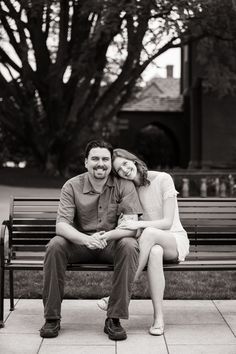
[113,156,127,165]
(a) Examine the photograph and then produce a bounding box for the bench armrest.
[0,221,10,264]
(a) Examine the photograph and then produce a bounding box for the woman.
[98,148,189,336]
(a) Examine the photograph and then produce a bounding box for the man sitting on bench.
[40,139,142,340]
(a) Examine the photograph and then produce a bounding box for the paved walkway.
[0,299,236,354]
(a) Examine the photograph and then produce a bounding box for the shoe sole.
[40,331,59,338]
[104,325,127,341]
[149,326,164,336]
[40,325,60,338]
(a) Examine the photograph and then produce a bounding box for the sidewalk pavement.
[0,299,236,354]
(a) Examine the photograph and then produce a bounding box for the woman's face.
[113,156,137,181]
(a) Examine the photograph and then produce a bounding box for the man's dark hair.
[84,139,113,158]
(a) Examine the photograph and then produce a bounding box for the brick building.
[117,49,236,170]
[117,66,189,168]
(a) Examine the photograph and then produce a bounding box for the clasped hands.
[86,231,108,250]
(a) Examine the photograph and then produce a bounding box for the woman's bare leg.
[97,229,178,317]
[134,227,178,281]
[147,245,165,328]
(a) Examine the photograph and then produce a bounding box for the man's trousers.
[42,236,139,320]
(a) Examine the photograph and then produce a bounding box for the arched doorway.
[135,123,179,169]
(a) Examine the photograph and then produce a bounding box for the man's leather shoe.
[104,318,127,341]
[40,319,60,338]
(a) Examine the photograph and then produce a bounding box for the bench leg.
[9,270,14,311]
[0,266,5,328]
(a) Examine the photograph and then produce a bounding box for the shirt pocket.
[107,203,119,223]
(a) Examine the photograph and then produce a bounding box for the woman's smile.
[124,169,132,177]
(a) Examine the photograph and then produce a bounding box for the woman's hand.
[98,231,108,241]
[118,220,141,230]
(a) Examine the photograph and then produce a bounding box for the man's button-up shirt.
[57,172,142,234]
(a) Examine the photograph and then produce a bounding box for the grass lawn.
[3,270,236,300]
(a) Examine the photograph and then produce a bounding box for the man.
[40,140,142,340]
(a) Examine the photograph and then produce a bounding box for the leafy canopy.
[0,0,236,173]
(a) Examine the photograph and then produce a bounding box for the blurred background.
[1,0,236,299]
[1,0,236,197]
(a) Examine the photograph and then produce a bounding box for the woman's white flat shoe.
[149,325,164,336]
[97,296,109,311]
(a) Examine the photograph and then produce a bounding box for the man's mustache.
[93,166,108,171]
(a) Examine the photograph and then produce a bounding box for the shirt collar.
[83,173,114,194]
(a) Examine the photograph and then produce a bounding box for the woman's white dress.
[138,171,189,261]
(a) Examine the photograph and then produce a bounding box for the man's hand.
[86,231,107,249]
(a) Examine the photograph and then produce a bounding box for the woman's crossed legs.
[135,227,178,281]
[136,227,178,333]
[97,227,178,334]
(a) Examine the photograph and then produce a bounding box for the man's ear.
[85,158,88,169]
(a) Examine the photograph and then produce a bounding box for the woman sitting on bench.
[98,148,189,336]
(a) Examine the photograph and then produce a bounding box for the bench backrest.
[8,197,58,261]
[178,198,236,260]
[8,197,236,262]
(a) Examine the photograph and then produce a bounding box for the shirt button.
[99,206,102,209]
[98,219,102,223]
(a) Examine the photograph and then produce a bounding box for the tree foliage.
[0,0,236,174]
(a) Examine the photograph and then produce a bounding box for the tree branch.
[0,47,22,73]
[24,2,51,78]
[0,8,23,61]
[3,0,30,64]
[55,0,69,70]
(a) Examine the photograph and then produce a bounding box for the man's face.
[85,147,112,180]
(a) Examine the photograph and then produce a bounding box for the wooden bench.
[1,196,236,327]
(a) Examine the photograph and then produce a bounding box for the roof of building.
[147,77,180,97]
[121,77,183,112]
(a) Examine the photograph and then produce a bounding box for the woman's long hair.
[112,148,150,186]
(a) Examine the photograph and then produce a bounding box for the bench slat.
[13,213,58,219]
[13,219,56,225]
[5,260,236,272]
[12,231,55,235]
[12,226,56,231]
[13,208,57,212]
[179,213,236,219]
[179,207,236,212]
[12,245,48,252]
[12,239,54,245]
[184,220,236,226]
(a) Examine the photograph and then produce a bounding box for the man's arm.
[56,222,106,249]
[56,222,89,245]
[99,178,142,241]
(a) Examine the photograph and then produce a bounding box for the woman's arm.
[118,197,175,230]
[99,214,139,241]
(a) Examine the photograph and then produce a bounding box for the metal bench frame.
[1,196,236,327]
